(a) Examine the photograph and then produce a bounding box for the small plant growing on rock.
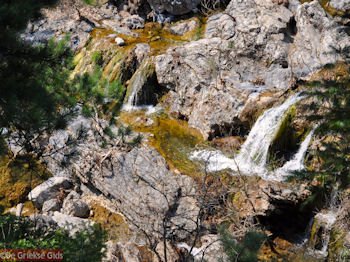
[219,225,266,262]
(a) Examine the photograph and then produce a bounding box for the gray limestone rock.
[147,0,201,15]
[205,13,235,40]
[169,18,198,35]
[21,0,121,51]
[51,212,94,235]
[30,212,93,236]
[289,1,350,79]
[154,0,350,139]
[28,177,72,208]
[42,199,61,212]
[122,15,145,29]
[62,191,90,218]
[41,114,199,241]
[330,0,350,13]
[134,43,151,64]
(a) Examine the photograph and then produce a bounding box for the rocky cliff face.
[155,0,350,139]
[17,0,350,261]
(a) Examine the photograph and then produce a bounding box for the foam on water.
[191,93,314,181]
[273,126,316,180]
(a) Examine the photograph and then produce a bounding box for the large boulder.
[51,212,94,235]
[155,36,290,139]
[30,212,94,235]
[87,145,199,240]
[42,198,61,213]
[177,234,226,262]
[28,177,72,208]
[61,191,90,218]
[147,0,201,15]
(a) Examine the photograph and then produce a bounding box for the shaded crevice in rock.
[267,109,302,167]
[119,52,139,84]
[125,59,168,107]
[287,16,298,36]
[208,119,249,141]
[257,201,313,243]
[132,69,167,106]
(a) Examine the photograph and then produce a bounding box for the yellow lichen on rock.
[0,154,51,209]
[120,111,206,176]
[88,201,131,241]
[309,62,350,82]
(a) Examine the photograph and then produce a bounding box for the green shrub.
[0,214,107,262]
[219,226,266,262]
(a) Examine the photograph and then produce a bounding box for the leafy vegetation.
[219,226,266,262]
[0,213,107,262]
[69,66,125,122]
[0,0,75,155]
[0,0,128,157]
[292,76,350,189]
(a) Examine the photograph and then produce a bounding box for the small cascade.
[123,86,139,111]
[273,126,316,180]
[305,186,340,258]
[234,93,306,174]
[191,93,309,181]
[122,88,161,113]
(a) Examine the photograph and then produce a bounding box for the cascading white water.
[123,86,139,111]
[273,126,316,180]
[234,93,306,175]
[191,93,313,181]
[300,186,339,258]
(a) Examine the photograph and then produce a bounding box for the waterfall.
[122,88,160,113]
[122,87,158,113]
[191,93,311,181]
[234,93,306,175]
[123,86,139,111]
[297,186,340,258]
[273,126,316,180]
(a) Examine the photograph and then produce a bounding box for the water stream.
[274,126,316,180]
[191,93,312,181]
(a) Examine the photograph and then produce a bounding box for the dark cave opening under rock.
[133,73,168,106]
[257,202,314,243]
